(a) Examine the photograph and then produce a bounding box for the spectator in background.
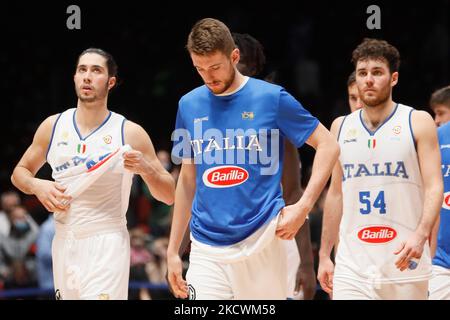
[0,191,21,237]
[143,150,174,238]
[36,214,55,290]
[129,227,153,300]
[0,205,39,288]
[147,237,169,285]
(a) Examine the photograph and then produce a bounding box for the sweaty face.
[74,53,114,103]
[432,104,450,127]
[191,50,237,95]
[348,83,363,112]
[356,59,397,107]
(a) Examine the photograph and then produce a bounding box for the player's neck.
[221,71,246,95]
[75,100,110,133]
[361,98,396,131]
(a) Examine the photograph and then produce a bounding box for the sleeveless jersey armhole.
[121,118,127,146]
[46,113,63,162]
[337,115,348,142]
[408,108,417,151]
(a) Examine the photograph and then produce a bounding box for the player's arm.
[167,160,196,299]
[394,111,443,271]
[276,122,340,240]
[317,116,344,294]
[123,121,175,205]
[11,115,70,212]
[430,215,440,258]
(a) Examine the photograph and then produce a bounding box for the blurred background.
[0,0,448,299]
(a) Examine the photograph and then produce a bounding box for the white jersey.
[335,104,431,284]
[47,108,133,231]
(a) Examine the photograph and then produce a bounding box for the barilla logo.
[202,165,249,188]
[443,192,450,210]
[358,226,397,244]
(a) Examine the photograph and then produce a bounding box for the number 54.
[359,191,386,214]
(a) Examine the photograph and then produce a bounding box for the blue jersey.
[172,77,319,246]
[433,122,450,269]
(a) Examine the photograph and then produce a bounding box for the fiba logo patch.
[55,289,62,300]
[188,284,196,300]
[241,111,254,120]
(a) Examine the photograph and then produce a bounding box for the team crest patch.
[241,111,254,120]
[188,284,196,300]
[98,293,110,300]
[103,135,112,144]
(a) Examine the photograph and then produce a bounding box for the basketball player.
[11,48,175,300]
[429,86,450,299]
[167,18,339,300]
[233,32,316,300]
[317,38,443,299]
[429,85,450,127]
[347,71,363,113]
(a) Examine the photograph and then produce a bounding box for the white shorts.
[52,226,130,300]
[186,214,287,300]
[429,265,450,300]
[284,239,300,299]
[333,277,428,300]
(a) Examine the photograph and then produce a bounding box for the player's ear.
[391,72,399,87]
[231,48,240,66]
[108,76,116,90]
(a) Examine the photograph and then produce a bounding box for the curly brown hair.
[186,18,235,56]
[351,38,400,73]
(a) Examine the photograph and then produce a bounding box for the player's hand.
[394,232,426,271]
[295,264,317,300]
[167,253,188,299]
[275,205,308,240]
[123,149,150,175]
[317,256,334,295]
[31,179,71,213]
